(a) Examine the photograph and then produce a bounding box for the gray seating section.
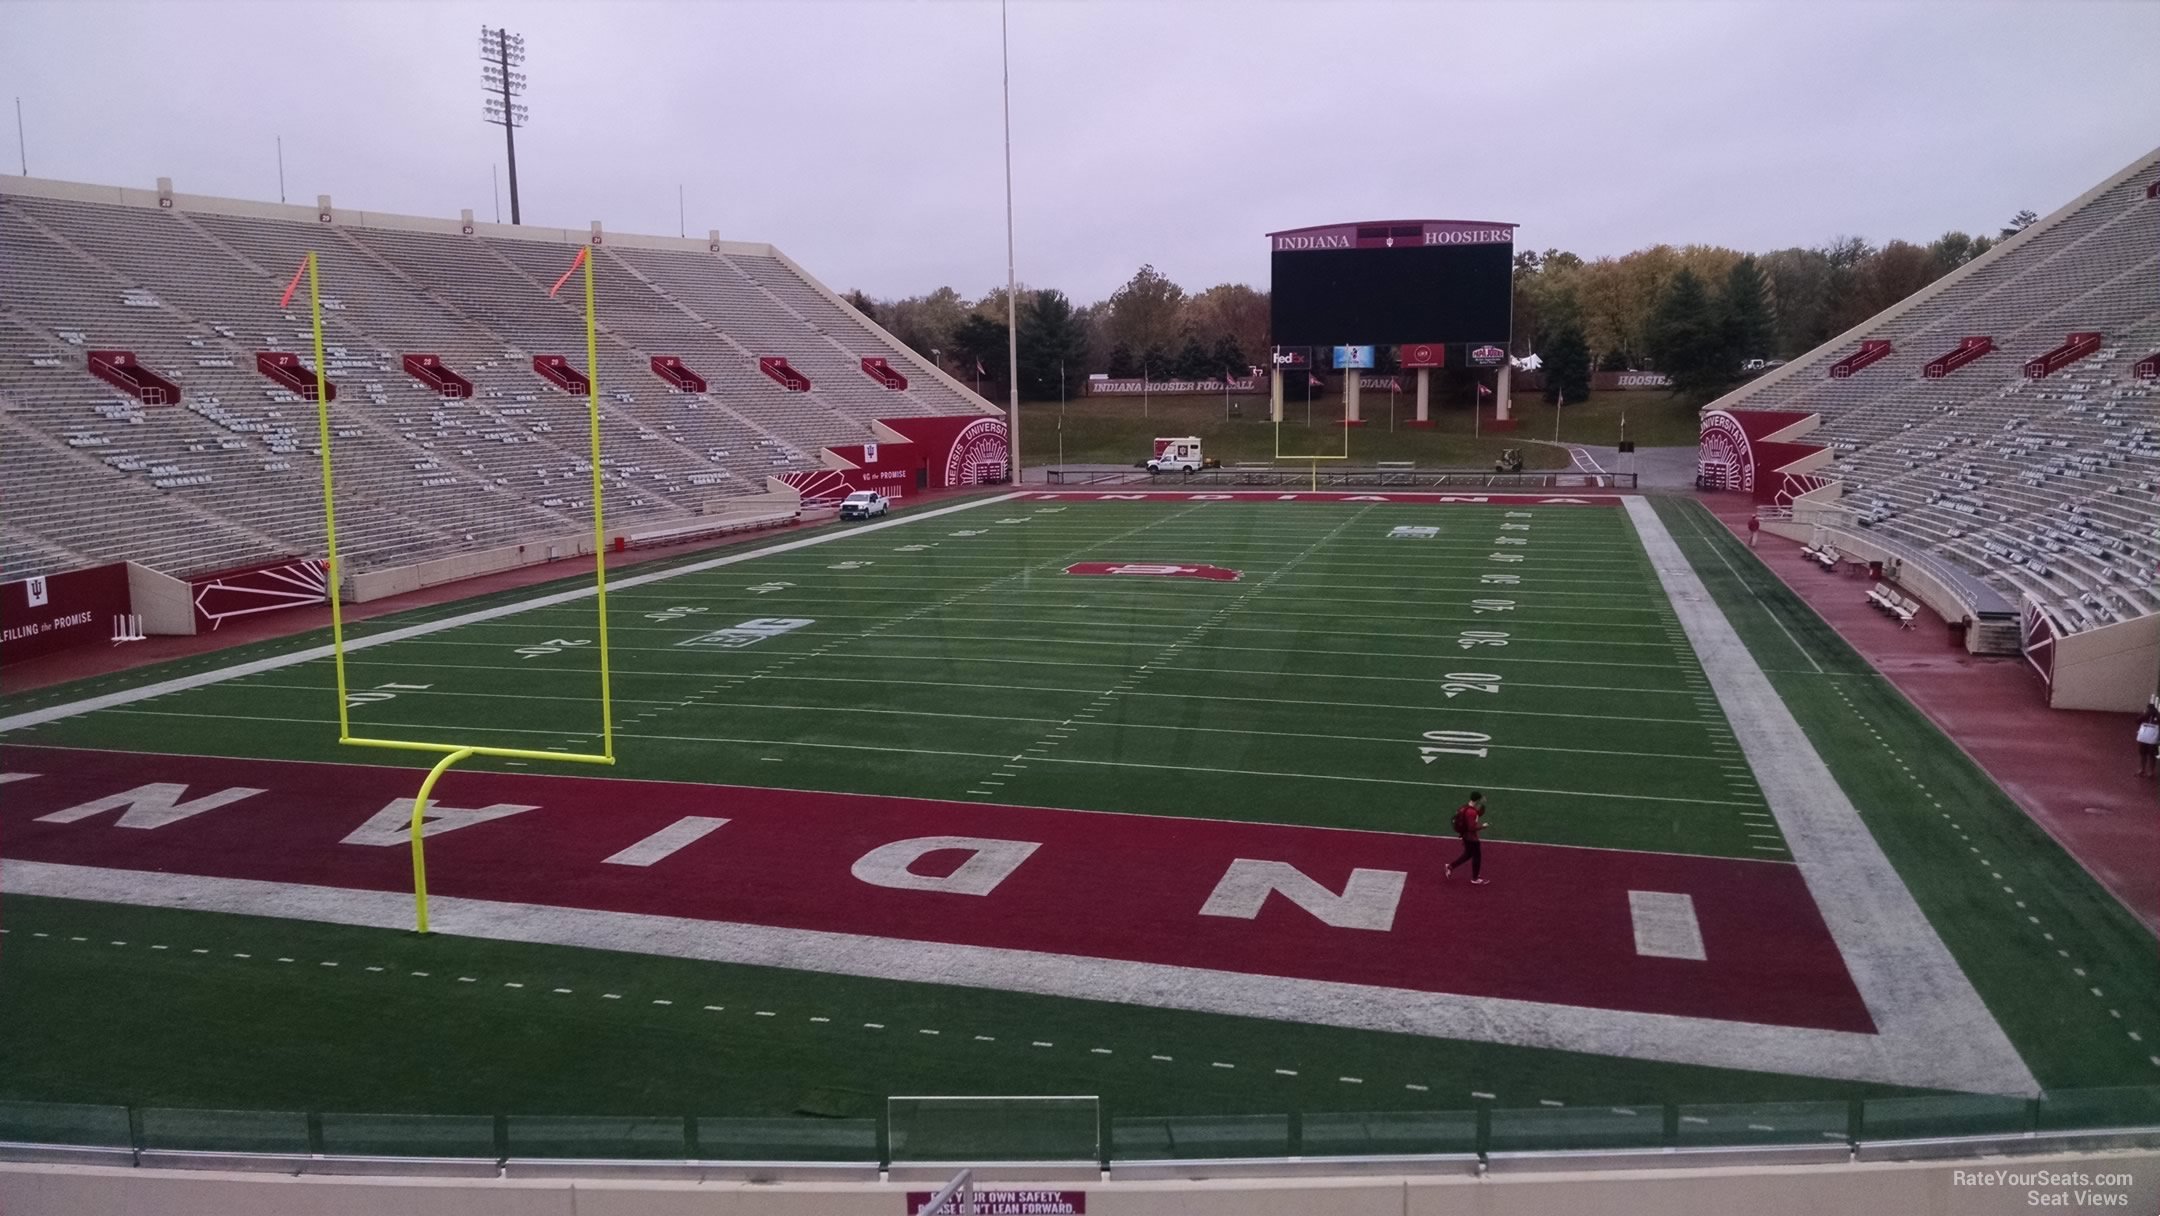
[0,187,991,583]
[1720,149,2160,634]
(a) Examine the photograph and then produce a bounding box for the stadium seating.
[0,181,993,583]
[1715,148,2160,633]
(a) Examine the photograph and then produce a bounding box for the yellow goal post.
[294,246,618,933]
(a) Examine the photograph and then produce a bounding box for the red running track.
[0,744,1872,1034]
[1700,496,2158,935]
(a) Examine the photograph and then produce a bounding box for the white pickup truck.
[839,490,889,520]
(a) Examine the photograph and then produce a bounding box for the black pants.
[1449,835,1482,878]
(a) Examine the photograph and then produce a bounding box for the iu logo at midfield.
[1065,562,1241,582]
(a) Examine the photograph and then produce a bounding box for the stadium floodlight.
[480,26,529,224]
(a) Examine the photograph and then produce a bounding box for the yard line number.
[515,638,592,660]
[346,681,432,708]
[1419,729,1492,762]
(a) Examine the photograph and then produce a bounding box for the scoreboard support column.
[1270,369,1285,422]
[1495,363,1514,423]
[1411,367,1433,428]
[1344,368,1362,426]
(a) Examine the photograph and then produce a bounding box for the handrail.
[2,1089,2153,1175]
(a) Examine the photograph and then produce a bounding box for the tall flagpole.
[1001,0,1021,484]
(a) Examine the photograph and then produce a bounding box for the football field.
[2,491,2156,1145]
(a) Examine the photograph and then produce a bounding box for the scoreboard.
[1268,220,1514,350]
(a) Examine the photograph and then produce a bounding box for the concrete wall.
[2044,610,2160,712]
[348,531,595,604]
[1762,520,1974,627]
[125,561,196,636]
[4,1148,2153,1215]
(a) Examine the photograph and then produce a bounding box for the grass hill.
[1015,389,1703,470]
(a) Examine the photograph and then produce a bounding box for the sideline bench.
[1800,543,1840,570]
[1866,582,1919,628]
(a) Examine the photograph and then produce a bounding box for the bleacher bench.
[1865,583,1919,628]
[1800,543,1840,570]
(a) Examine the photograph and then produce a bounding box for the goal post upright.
[304,252,353,739]
[300,245,619,935]
[1273,384,1351,490]
[579,245,617,762]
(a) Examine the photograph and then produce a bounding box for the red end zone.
[0,745,1870,1034]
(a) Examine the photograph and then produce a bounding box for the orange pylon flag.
[548,247,589,298]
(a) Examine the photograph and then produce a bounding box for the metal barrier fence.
[3,1087,2157,1175]
[1043,467,1637,490]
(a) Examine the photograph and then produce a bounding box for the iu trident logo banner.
[24,576,48,608]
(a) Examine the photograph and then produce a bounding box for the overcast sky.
[3,1,2154,303]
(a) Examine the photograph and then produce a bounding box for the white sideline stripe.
[601,816,729,867]
[0,859,2018,1092]
[1628,891,1706,961]
[1622,497,2035,1097]
[1668,506,1824,675]
[0,493,1029,735]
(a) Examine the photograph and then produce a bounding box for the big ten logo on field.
[1388,526,1439,539]
[677,618,815,650]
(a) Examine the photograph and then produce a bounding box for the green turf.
[1019,395,1571,469]
[0,893,1905,1124]
[1653,497,2160,1090]
[2,492,2152,1137]
[10,499,1776,859]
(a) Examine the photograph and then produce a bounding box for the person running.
[2136,704,2159,779]
[1444,791,1490,885]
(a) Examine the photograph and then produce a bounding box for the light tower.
[480,27,529,225]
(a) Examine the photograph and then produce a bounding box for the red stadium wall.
[876,415,1012,489]
[774,415,1011,507]
[187,558,330,631]
[1698,409,1827,502]
[0,563,130,666]
[824,440,923,501]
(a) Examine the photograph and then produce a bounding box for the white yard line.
[1622,496,2035,1096]
[0,494,1030,735]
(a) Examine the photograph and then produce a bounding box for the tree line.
[842,210,2035,402]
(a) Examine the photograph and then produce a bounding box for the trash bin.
[1867,560,1884,580]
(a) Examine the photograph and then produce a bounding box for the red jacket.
[1453,804,1485,836]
